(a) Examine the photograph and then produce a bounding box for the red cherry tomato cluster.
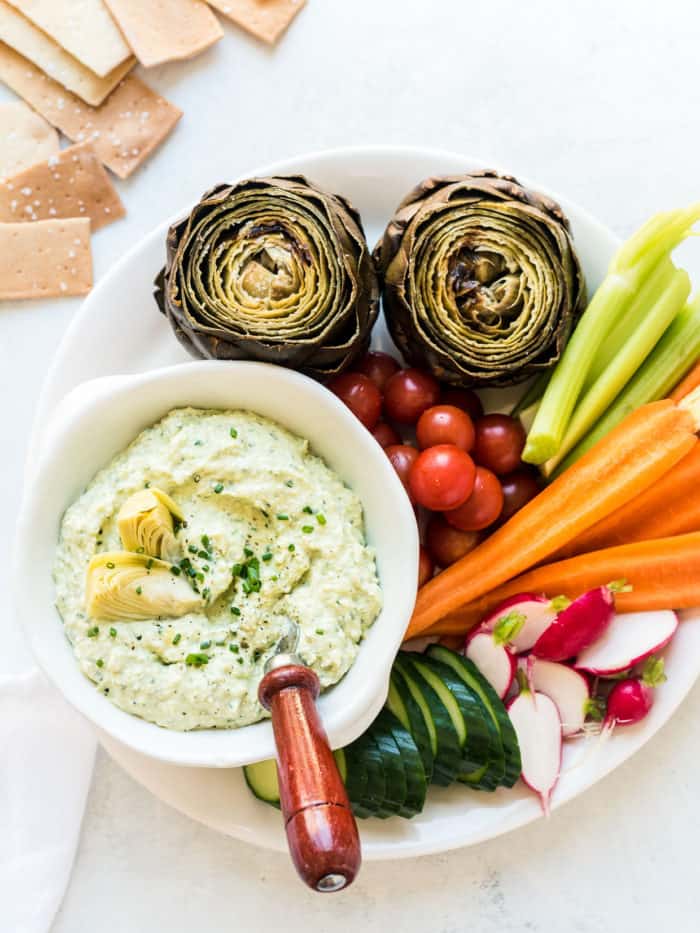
[328,353,541,582]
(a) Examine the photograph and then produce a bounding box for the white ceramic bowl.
[13,360,419,768]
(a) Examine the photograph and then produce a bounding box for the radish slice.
[465,632,516,699]
[532,586,614,662]
[575,611,678,676]
[508,688,562,814]
[478,593,558,653]
[522,658,590,737]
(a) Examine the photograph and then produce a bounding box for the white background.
[2,1,700,930]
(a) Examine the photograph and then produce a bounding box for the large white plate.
[31,146,700,860]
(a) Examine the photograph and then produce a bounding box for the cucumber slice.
[334,746,367,813]
[377,707,427,818]
[345,731,386,818]
[416,654,493,775]
[427,646,521,788]
[387,671,434,783]
[243,758,280,808]
[370,722,407,819]
[393,655,460,786]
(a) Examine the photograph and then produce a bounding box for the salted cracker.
[0,0,134,106]
[0,100,58,178]
[4,0,131,77]
[0,217,92,299]
[0,140,125,230]
[0,43,183,178]
[104,0,223,68]
[207,0,305,44]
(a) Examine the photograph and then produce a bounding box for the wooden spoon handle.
[258,664,361,893]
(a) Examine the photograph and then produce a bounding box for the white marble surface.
[2,0,700,929]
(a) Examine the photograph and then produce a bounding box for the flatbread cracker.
[0,217,92,299]
[0,43,183,178]
[0,140,125,230]
[105,0,222,68]
[0,100,58,178]
[0,0,134,106]
[207,0,305,44]
[4,0,131,77]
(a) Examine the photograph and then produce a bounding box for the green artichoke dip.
[53,408,382,731]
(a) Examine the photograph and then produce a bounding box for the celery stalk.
[583,257,676,390]
[522,204,700,464]
[544,265,690,474]
[551,295,700,475]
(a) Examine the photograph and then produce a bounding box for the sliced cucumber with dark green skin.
[344,731,385,818]
[387,671,434,783]
[244,758,280,808]
[393,655,460,786]
[414,654,492,775]
[334,746,367,813]
[374,708,426,818]
[369,723,407,818]
[427,646,521,788]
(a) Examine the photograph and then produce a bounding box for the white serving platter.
[29,145,700,860]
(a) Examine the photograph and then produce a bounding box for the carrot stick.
[423,534,700,638]
[552,441,700,558]
[671,359,700,401]
[406,397,698,639]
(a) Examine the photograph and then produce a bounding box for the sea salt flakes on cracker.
[4,0,132,77]
[0,217,92,299]
[0,43,183,178]
[0,1,135,106]
[0,99,58,178]
[207,0,306,45]
[0,140,125,229]
[105,0,223,68]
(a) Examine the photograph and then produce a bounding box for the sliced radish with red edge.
[507,682,562,814]
[465,632,516,699]
[574,610,678,676]
[521,657,590,737]
[532,586,615,662]
[478,593,558,654]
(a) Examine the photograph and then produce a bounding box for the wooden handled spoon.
[258,622,361,893]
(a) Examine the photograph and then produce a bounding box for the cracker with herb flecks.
[0,217,92,299]
[0,42,183,178]
[0,140,125,230]
[105,0,223,68]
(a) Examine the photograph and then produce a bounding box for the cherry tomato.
[383,368,440,424]
[358,351,401,391]
[418,547,434,586]
[408,444,476,511]
[385,444,419,501]
[327,372,382,429]
[500,469,541,520]
[425,515,480,567]
[372,420,402,448]
[473,414,526,475]
[416,405,475,451]
[440,387,484,422]
[444,466,504,531]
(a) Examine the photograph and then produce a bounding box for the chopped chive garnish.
[302,525,314,534]
[170,565,181,576]
[262,552,273,561]
[194,439,203,446]
[146,558,154,570]
[213,483,224,494]
[231,563,243,577]
[244,547,254,558]
[215,640,226,647]
[195,572,204,583]
[229,643,239,653]
[198,549,209,559]
[201,535,210,548]
[185,652,209,667]
[315,629,325,636]
[87,626,99,638]
[135,586,143,595]
[173,633,182,645]
[96,658,104,668]
[105,561,115,569]
[316,513,327,525]
[144,481,151,489]
[231,606,241,615]
[136,546,145,554]
[237,657,244,665]
[200,640,211,650]
[303,505,313,514]
[285,480,294,487]
[202,564,210,572]
[188,544,198,554]
[288,543,295,552]
[230,428,238,438]
[109,627,117,638]
[276,514,289,521]
[193,473,201,483]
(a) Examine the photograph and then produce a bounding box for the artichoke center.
[447,247,522,325]
[240,244,297,301]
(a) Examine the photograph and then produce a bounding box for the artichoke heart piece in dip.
[53,408,382,731]
[86,552,201,621]
[154,176,380,380]
[374,170,587,387]
[117,487,184,561]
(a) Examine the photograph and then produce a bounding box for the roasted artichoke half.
[154,176,379,379]
[374,171,586,386]
[117,487,183,562]
[85,552,200,621]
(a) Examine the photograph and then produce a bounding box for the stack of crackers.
[0,0,306,301]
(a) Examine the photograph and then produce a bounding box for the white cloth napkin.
[0,667,95,933]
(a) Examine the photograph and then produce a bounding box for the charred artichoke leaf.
[85,552,200,621]
[117,488,184,561]
[374,171,586,387]
[154,176,379,380]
